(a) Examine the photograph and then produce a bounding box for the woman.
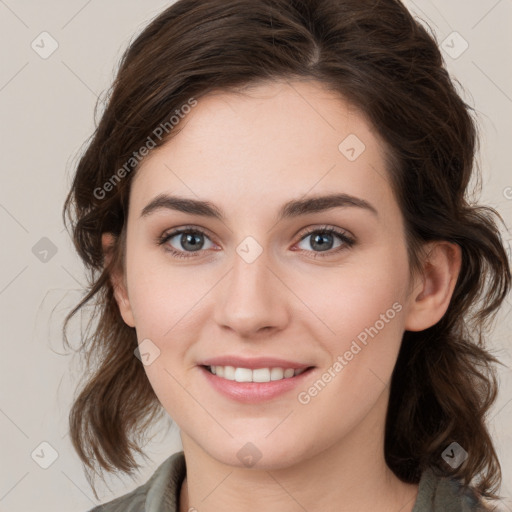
[63,0,510,511]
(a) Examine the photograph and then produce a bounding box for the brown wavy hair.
[63,0,511,501]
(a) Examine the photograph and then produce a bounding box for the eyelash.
[157,224,355,260]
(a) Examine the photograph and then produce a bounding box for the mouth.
[198,358,316,403]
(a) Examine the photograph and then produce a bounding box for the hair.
[63,0,510,502]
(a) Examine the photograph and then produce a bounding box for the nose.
[213,246,290,338]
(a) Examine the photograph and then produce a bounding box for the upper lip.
[199,356,312,370]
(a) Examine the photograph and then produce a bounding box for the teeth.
[208,365,306,382]
[270,367,284,381]
[234,367,252,382]
[224,366,235,380]
[253,368,270,382]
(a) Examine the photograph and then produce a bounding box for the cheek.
[125,247,207,336]
[301,246,408,343]
[299,246,409,397]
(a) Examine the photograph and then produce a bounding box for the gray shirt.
[88,451,489,511]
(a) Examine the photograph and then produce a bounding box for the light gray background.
[0,1,511,511]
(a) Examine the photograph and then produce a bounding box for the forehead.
[130,80,398,223]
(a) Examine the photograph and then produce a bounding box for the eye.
[158,227,216,258]
[295,226,355,257]
[157,224,355,260]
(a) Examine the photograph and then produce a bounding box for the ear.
[404,241,462,332]
[102,232,135,328]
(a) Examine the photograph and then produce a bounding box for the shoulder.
[86,451,186,512]
[413,467,493,512]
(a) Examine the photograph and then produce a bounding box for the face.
[116,79,418,469]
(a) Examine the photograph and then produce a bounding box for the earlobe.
[102,232,136,328]
[404,242,462,332]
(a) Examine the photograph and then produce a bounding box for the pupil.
[182,233,203,251]
[312,233,333,251]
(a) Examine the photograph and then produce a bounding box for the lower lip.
[200,366,315,403]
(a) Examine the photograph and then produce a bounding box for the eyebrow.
[140,192,378,221]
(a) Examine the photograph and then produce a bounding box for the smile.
[200,361,315,403]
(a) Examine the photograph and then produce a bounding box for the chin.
[197,434,314,471]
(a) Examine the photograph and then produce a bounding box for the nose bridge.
[213,239,288,335]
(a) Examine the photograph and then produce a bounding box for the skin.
[105,79,461,512]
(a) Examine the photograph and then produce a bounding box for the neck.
[179,390,418,512]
